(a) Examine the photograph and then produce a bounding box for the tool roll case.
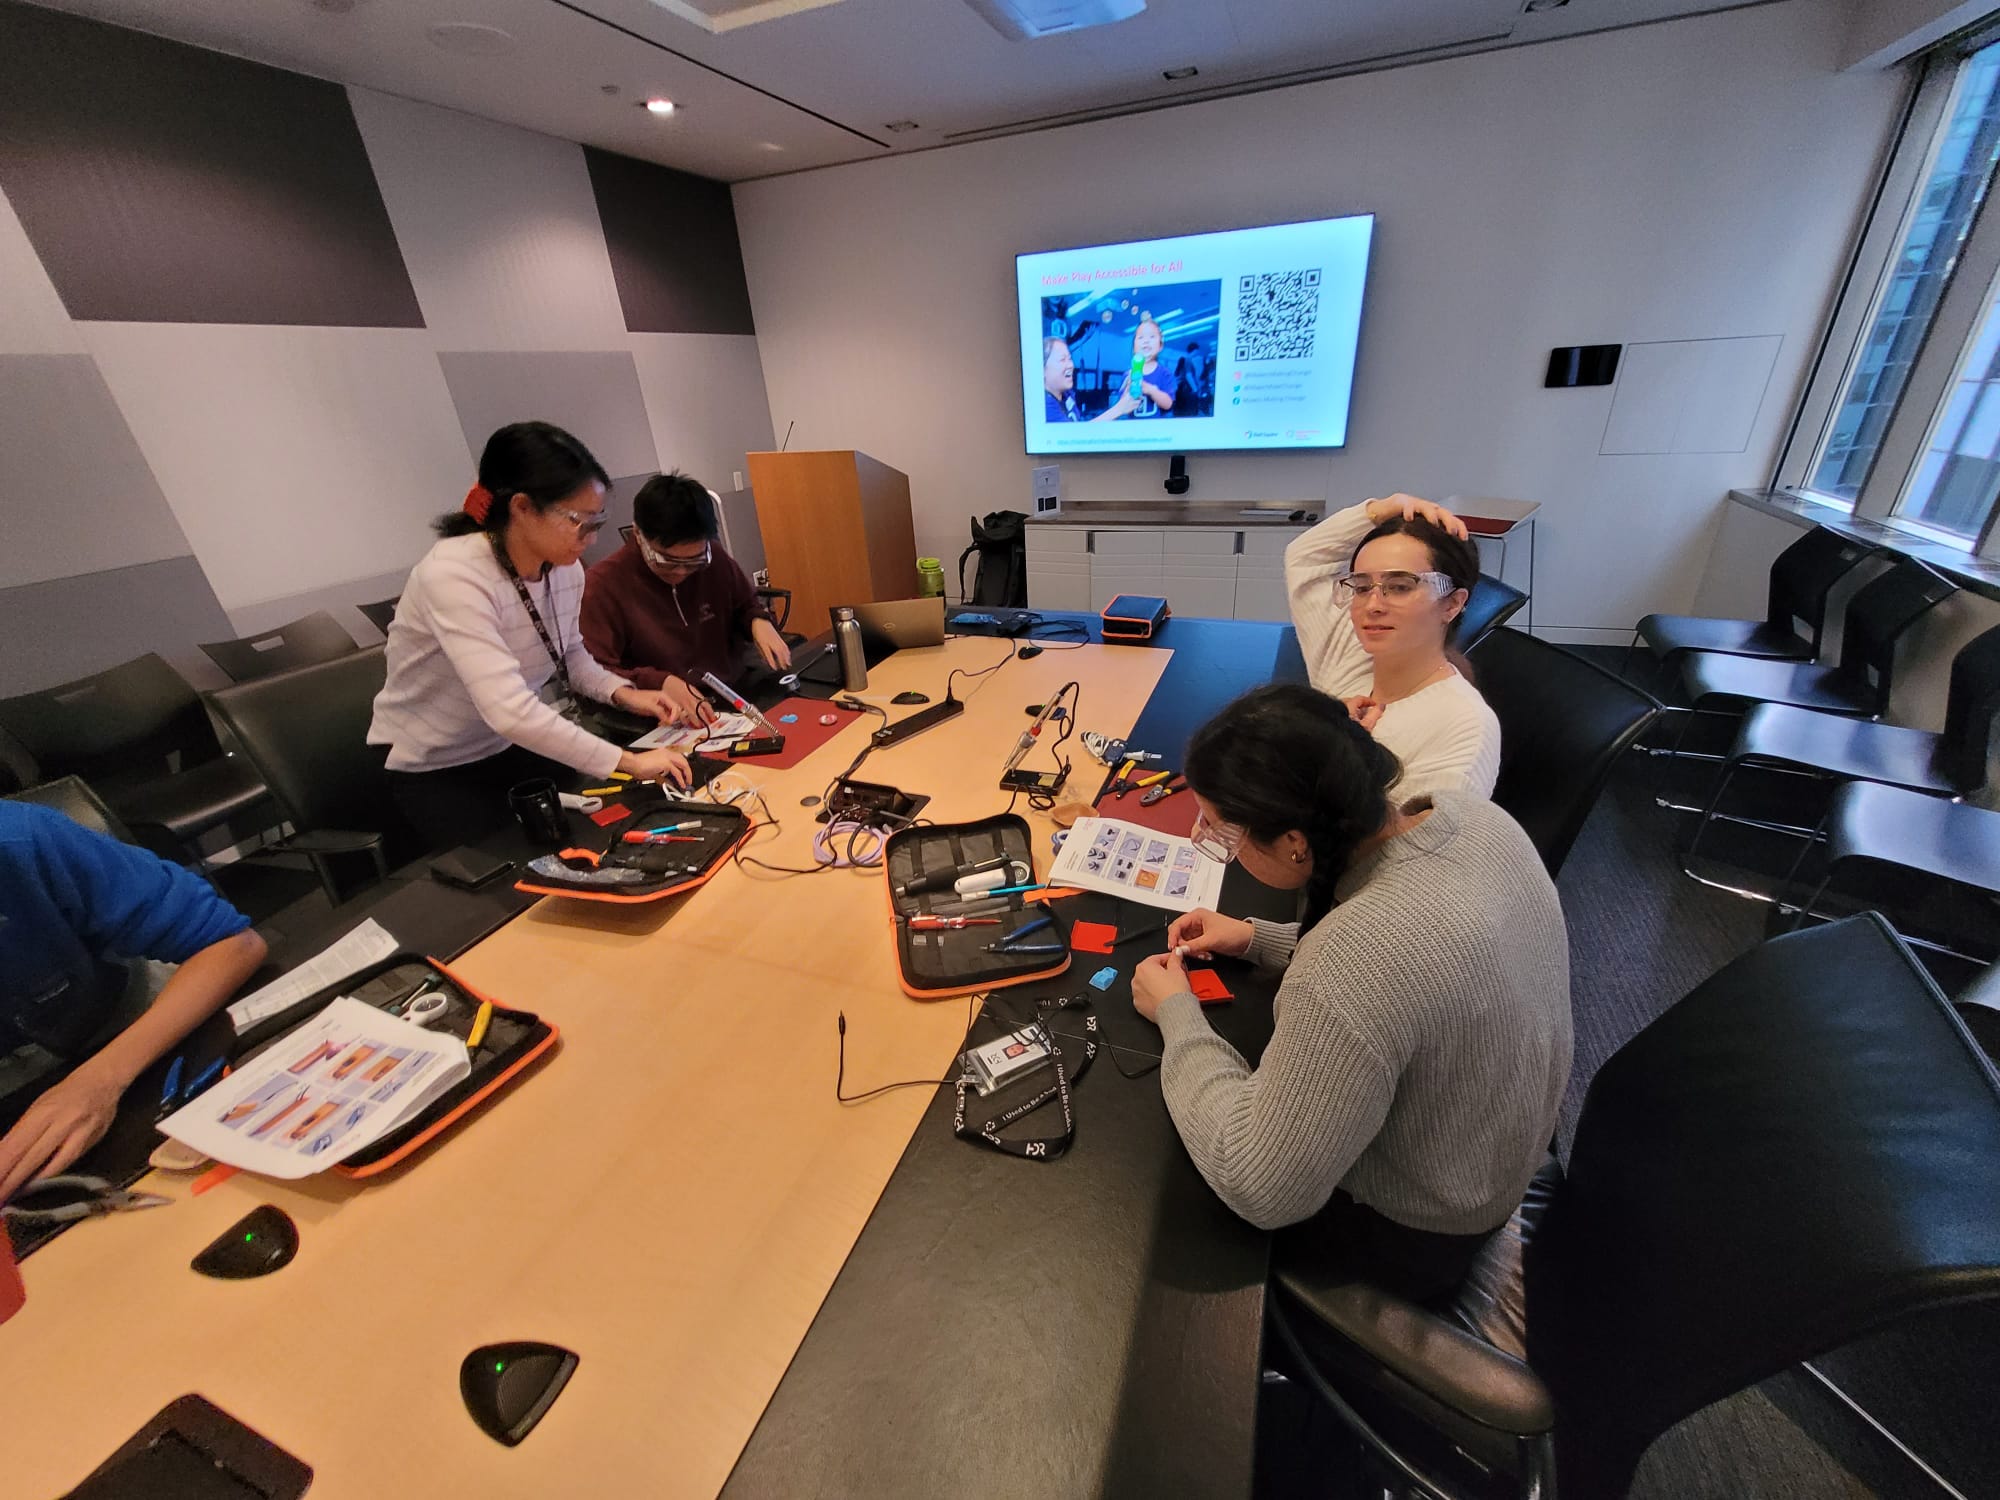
[512,793,751,904]
[882,813,1071,999]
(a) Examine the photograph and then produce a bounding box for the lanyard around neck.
[489,533,573,704]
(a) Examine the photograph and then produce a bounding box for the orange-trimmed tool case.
[513,793,751,904]
[1100,593,1170,641]
[232,950,556,1179]
[882,814,1071,999]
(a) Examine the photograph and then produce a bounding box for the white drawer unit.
[1025,523,1307,621]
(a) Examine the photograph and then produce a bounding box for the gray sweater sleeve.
[1154,983,1397,1231]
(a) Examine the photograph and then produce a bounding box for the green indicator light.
[494,1361,506,1374]
[244,1233,256,1243]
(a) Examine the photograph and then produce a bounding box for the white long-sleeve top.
[1284,503,1501,801]
[369,533,631,778]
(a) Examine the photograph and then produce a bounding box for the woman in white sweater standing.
[369,422,696,850]
[1284,493,1500,799]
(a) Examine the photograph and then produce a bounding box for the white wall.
[733,0,1906,641]
[1842,0,1994,69]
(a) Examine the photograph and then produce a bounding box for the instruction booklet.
[1049,816,1226,913]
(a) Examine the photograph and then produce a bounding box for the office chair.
[1681,624,2000,898]
[357,597,400,636]
[1629,525,1872,672]
[1454,576,1527,655]
[1466,628,1661,877]
[1268,913,2000,1499]
[5,773,137,845]
[0,653,267,860]
[205,647,414,903]
[199,610,359,684]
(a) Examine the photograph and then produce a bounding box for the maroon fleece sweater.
[580,538,771,690]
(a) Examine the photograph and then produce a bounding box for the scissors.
[2,1174,172,1226]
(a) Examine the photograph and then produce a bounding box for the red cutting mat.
[1091,769,1197,839]
[720,696,865,770]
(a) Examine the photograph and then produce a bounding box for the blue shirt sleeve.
[17,804,249,963]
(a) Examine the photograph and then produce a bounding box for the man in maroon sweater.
[581,472,791,713]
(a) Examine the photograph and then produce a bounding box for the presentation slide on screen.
[1018,214,1373,455]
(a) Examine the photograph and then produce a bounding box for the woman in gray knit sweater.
[1131,684,1571,1300]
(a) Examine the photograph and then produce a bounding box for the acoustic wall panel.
[0,354,193,588]
[585,147,757,336]
[0,556,231,699]
[82,324,469,611]
[1600,335,1784,455]
[629,333,777,494]
[437,350,659,481]
[347,88,628,352]
[0,6,421,327]
[0,187,81,356]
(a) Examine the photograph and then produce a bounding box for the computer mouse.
[191,1204,298,1279]
[461,1342,580,1446]
[890,691,929,705]
[1016,645,1044,660]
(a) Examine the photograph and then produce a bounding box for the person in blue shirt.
[0,802,266,1201]
[1042,337,1139,423]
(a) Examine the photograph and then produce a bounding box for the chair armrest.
[1274,1275,1554,1437]
[273,829,383,857]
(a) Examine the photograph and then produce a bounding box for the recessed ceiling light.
[1162,65,1197,80]
[758,141,785,151]
[644,97,677,115]
[885,120,921,133]
[1522,0,1568,10]
[426,21,516,56]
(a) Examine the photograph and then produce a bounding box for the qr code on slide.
[1236,268,1322,361]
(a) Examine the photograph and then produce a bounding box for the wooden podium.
[745,450,917,638]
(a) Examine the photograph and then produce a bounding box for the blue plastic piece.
[1089,966,1119,992]
[780,713,799,724]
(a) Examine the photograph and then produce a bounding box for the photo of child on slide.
[1041,277,1221,422]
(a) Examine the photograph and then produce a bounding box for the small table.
[1449,496,1541,632]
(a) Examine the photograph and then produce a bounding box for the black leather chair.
[1682,623,2000,892]
[1269,913,2000,1499]
[199,610,359,683]
[5,772,136,844]
[1631,525,1872,669]
[1466,628,1661,877]
[205,647,414,902]
[1455,576,1527,655]
[357,597,400,636]
[0,653,267,858]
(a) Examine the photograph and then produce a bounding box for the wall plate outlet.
[1031,464,1061,517]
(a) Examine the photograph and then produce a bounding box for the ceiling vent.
[963,0,1147,42]
[645,0,848,34]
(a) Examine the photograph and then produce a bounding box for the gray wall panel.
[0,556,232,699]
[584,148,756,336]
[437,351,659,481]
[0,353,192,589]
[0,6,421,327]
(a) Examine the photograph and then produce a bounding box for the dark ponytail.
[1183,684,1402,926]
[434,421,611,538]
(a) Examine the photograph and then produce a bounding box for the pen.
[159,1056,185,1108]
[1112,922,1168,947]
[466,1000,495,1050]
[647,822,700,833]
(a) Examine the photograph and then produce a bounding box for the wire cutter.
[1140,775,1187,806]
[2,1174,172,1226]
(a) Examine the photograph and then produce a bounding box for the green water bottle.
[1130,354,1145,414]
[917,557,944,599]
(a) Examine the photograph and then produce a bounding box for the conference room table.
[3,612,1308,1499]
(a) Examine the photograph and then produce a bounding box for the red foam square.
[1188,968,1234,1004]
[1070,921,1118,955]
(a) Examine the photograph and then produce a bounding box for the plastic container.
[916,557,944,598]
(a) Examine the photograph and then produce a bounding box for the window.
[1782,31,2000,558]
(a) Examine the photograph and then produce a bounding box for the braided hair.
[1183,684,1402,927]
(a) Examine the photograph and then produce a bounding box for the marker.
[646,822,700,833]
[466,1001,495,1050]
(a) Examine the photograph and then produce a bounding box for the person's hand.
[1142,380,1173,408]
[1130,951,1190,1024]
[1165,908,1255,960]
[618,747,693,788]
[1343,695,1384,733]
[1104,391,1141,419]
[751,618,793,672]
[1364,493,1470,541]
[616,679,711,727]
[0,1064,122,1203]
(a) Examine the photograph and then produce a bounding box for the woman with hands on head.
[1283,492,1500,798]
[1128,684,1570,1301]
[368,422,700,851]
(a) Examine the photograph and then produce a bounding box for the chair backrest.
[205,647,398,843]
[1836,558,1956,712]
[1454,575,1527,654]
[1524,913,2000,1497]
[357,597,400,636]
[1765,526,1873,651]
[199,610,359,684]
[4,773,136,844]
[1465,628,1660,876]
[1936,623,2000,793]
[0,652,218,784]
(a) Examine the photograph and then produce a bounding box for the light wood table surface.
[2,638,1169,1499]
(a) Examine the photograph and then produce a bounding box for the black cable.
[835,995,983,1102]
[983,992,1160,1079]
[946,643,1017,702]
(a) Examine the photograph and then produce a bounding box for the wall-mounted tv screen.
[1018,214,1374,456]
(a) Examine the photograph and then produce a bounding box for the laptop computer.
[847,597,947,661]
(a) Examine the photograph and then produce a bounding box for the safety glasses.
[555,507,608,538]
[638,536,712,573]
[1333,570,1454,605]
[1189,806,1246,864]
